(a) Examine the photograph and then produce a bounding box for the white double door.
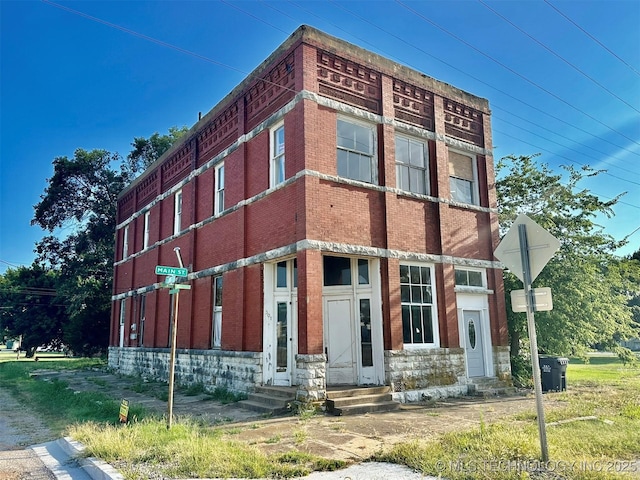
[323,265,383,385]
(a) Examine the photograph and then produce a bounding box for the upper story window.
[400,263,438,347]
[174,190,183,235]
[449,149,478,205]
[270,123,285,188]
[214,163,225,215]
[122,225,129,259]
[455,268,484,287]
[143,211,150,249]
[337,118,376,184]
[396,134,429,195]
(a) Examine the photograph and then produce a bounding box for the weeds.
[376,355,640,480]
[208,386,247,404]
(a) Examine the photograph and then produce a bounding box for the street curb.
[58,437,124,480]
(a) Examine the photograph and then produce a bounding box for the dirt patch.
[0,388,56,480]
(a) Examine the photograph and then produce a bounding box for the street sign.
[164,275,176,285]
[169,285,192,294]
[511,287,553,313]
[155,265,188,277]
[494,214,560,283]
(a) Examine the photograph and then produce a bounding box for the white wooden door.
[325,297,356,385]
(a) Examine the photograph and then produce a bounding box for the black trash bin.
[539,356,569,392]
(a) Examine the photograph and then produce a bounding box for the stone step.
[330,401,401,416]
[254,385,297,399]
[246,392,293,408]
[237,399,290,416]
[326,392,394,409]
[326,386,391,398]
[468,378,517,398]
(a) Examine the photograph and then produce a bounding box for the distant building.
[109,25,510,404]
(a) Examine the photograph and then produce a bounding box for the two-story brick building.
[109,25,510,405]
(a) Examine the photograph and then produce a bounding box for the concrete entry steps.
[238,385,297,416]
[326,386,401,416]
[468,377,517,398]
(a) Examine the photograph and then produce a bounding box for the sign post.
[166,283,180,429]
[494,214,560,462]
[155,247,191,429]
[518,223,549,462]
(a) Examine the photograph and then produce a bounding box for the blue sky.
[1,0,638,274]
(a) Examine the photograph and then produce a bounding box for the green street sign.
[155,265,188,277]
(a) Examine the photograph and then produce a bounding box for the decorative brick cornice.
[317,50,381,113]
[443,99,484,146]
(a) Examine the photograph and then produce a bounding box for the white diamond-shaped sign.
[494,214,560,284]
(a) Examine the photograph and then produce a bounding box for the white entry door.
[325,297,356,385]
[464,310,486,377]
[263,259,298,387]
[273,297,296,385]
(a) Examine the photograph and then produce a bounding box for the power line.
[395,0,640,146]
[492,114,640,186]
[220,0,290,35]
[494,128,638,211]
[324,0,640,158]
[492,105,640,178]
[44,0,640,162]
[42,1,252,78]
[478,0,640,114]
[543,0,640,78]
[42,0,639,215]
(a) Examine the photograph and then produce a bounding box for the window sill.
[454,286,494,295]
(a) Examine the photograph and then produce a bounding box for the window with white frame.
[449,149,477,205]
[400,264,438,346]
[396,134,429,195]
[174,190,183,235]
[337,118,376,184]
[455,268,484,287]
[122,225,129,259]
[138,294,146,346]
[270,123,285,188]
[212,275,223,348]
[143,211,150,249]
[214,163,225,215]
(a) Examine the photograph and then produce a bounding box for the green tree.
[496,155,635,374]
[0,265,66,357]
[124,126,189,178]
[31,129,186,355]
[32,149,127,355]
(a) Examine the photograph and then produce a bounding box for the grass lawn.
[378,354,640,479]
[0,351,638,479]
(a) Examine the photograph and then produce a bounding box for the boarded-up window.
[449,150,476,204]
[449,151,474,181]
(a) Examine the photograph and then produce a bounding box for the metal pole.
[167,247,184,429]
[518,224,549,462]
[167,290,179,429]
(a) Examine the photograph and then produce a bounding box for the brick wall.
[110,27,507,396]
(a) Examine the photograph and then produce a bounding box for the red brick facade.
[110,26,509,395]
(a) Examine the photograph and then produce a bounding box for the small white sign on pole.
[511,287,553,313]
